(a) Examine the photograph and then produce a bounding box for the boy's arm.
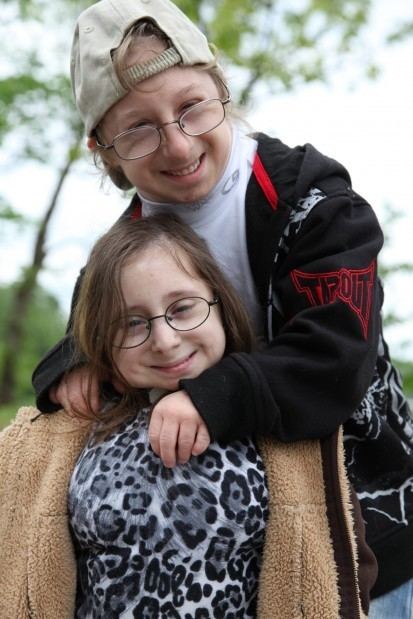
[181,190,384,443]
[32,334,77,412]
[31,268,85,412]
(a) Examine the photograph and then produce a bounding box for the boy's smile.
[99,41,232,204]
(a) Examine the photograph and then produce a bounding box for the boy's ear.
[87,136,97,151]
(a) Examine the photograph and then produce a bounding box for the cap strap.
[123,47,182,87]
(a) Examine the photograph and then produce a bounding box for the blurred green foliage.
[0,283,66,405]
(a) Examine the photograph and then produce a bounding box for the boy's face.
[112,245,226,392]
[100,52,232,204]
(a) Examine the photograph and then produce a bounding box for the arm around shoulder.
[32,333,78,411]
[183,188,385,444]
[32,266,86,412]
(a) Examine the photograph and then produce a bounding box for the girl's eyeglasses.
[112,297,220,349]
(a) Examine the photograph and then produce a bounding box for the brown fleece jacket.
[0,407,367,618]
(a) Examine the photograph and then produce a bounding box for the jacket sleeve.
[31,269,85,412]
[181,189,384,442]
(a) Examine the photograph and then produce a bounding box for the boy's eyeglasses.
[95,89,231,161]
[112,297,220,349]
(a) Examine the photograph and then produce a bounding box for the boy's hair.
[72,213,255,434]
[71,0,218,137]
[94,18,230,190]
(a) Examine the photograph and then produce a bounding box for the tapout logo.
[291,261,375,339]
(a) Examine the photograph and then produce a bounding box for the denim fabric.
[369,578,413,619]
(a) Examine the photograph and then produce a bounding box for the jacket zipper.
[337,446,362,618]
[322,431,362,619]
[27,586,34,618]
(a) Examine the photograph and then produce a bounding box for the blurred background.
[1,0,412,427]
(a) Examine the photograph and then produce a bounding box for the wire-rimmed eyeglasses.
[95,84,231,161]
[112,297,220,349]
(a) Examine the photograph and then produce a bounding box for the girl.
[32,0,413,613]
[0,214,372,617]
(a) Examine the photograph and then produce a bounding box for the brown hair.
[94,18,232,190]
[72,213,255,434]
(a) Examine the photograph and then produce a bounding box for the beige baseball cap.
[71,0,217,136]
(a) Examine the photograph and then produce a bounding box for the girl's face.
[100,42,232,204]
[112,244,226,392]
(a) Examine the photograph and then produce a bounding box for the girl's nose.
[149,319,181,352]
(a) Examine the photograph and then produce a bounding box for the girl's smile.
[150,351,197,374]
[112,244,226,391]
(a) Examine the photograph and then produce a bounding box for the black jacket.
[32,133,413,598]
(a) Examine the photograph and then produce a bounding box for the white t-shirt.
[140,126,264,336]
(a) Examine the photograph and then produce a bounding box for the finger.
[158,418,179,469]
[59,393,76,417]
[55,379,71,411]
[176,420,198,465]
[49,385,59,405]
[59,376,85,418]
[148,410,163,456]
[58,381,75,417]
[191,423,211,456]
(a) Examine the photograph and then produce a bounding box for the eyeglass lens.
[113,297,213,349]
[114,99,226,160]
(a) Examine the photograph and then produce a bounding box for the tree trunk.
[0,141,80,404]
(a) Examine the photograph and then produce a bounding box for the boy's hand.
[149,390,210,468]
[50,366,100,417]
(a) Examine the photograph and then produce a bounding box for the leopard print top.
[68,409,268,618]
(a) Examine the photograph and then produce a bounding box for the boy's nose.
[159,122,192,159]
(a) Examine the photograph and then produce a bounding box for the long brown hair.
[72,213,255,433]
